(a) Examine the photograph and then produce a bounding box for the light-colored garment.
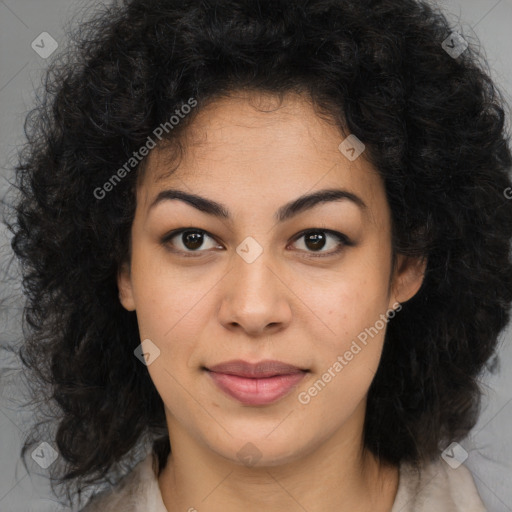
[81,452,487,511]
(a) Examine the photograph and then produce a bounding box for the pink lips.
[206,359,307,406]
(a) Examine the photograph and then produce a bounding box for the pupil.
[305,231,326,251]
[183,231,203,250]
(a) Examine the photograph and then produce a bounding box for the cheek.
[309,260,392,357]
[298,282,391,423]
[128,246,209,338]
[128,246,217,374]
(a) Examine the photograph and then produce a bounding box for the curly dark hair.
[7,0,512,506]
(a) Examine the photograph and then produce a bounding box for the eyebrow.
[148,187,367,223]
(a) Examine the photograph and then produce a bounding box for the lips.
[207,359,306,378]
[205,359,307,405]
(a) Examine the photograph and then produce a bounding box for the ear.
[388,254,427,308]
[117,261,136,311]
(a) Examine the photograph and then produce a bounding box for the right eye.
[161,228,223,257]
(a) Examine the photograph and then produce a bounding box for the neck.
[157,406,399,512]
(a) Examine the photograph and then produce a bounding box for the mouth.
[204,359,308,406]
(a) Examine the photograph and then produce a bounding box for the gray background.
[1,0,511,510]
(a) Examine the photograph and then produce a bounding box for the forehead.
[137,91,387,221]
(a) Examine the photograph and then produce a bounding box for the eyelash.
[160,228,353,259]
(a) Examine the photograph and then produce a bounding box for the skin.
[118,90,426,512]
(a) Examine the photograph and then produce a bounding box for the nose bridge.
[218,234,291,333]
[232,234,280,302]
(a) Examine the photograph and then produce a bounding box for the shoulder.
[81,453,167,512]
[392,457,486,512]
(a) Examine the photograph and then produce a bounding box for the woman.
[10,0,512,510]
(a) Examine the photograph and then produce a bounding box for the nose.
[217,245,293,337]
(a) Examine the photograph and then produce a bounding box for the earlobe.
[117,262,136,311]
[390,254,427,307]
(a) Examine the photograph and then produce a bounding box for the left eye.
[161,228,350,257]
[290,229,350,257]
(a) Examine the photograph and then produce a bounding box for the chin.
[209,432,311,469]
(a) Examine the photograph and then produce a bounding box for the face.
[118,91,424,467]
